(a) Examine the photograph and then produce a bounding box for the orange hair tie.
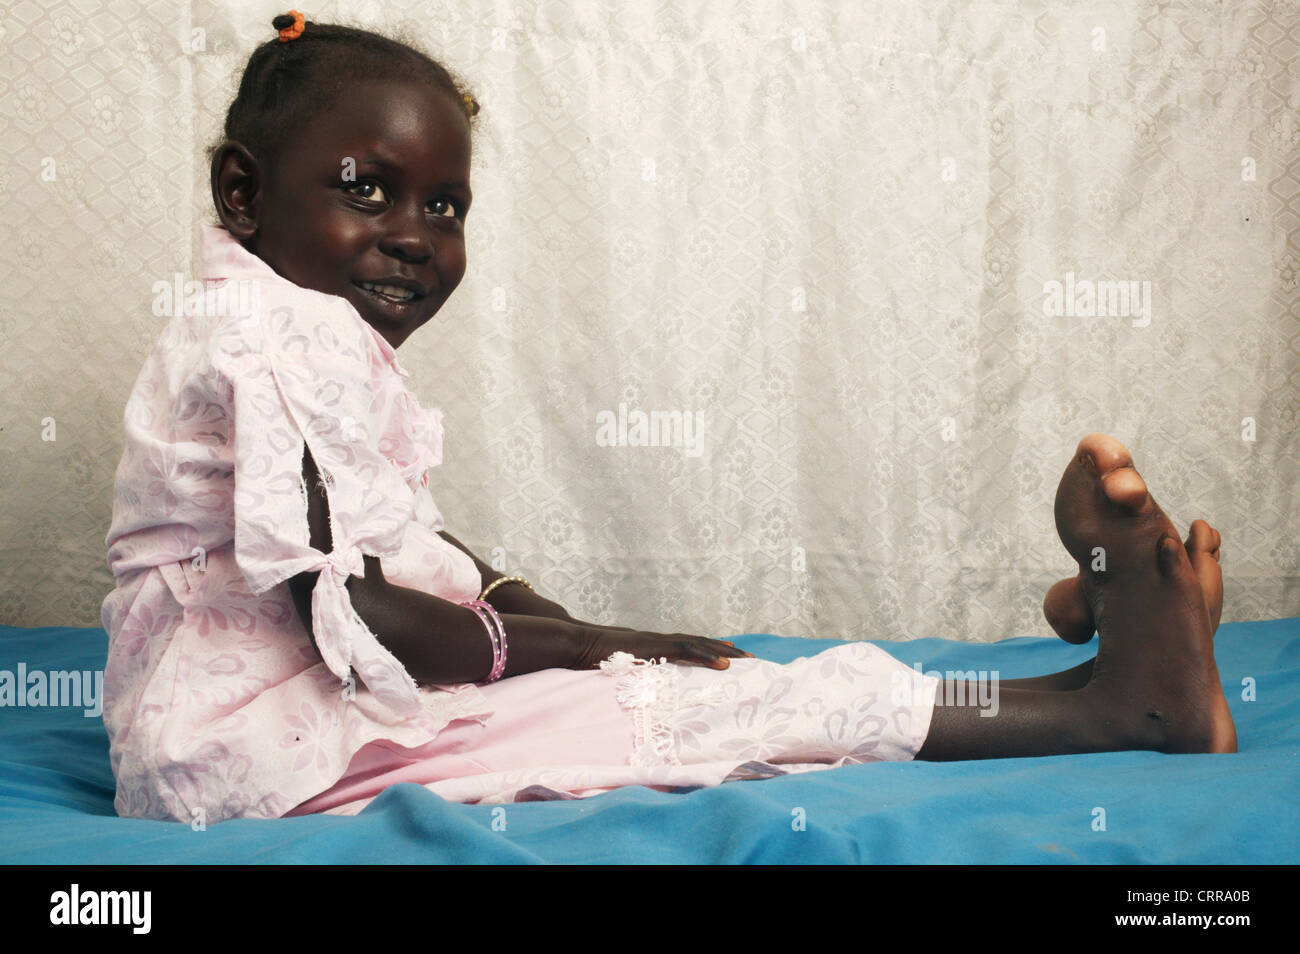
[278,10,305,42]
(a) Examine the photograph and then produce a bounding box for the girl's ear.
[210,141,262,240]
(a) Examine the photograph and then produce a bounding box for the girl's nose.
[378,211,434,264]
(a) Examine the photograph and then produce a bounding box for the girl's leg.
[998,659,1094,692]
[916,433,1236,761]
[919,685,1132,760]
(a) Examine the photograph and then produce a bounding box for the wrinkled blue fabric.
[1,620,1295,864]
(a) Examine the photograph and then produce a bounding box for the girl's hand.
[570,625,753,671]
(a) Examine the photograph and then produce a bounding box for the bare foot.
[1053,434,1236,754]
[1044,521,1225,643]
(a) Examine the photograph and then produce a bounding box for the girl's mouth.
[351,280,428,320]
[353,280,423,304]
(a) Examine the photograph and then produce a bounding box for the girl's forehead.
[318,79,470,159]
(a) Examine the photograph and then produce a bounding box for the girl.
[101,13,1236,823]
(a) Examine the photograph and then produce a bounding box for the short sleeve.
[211,292,427,716]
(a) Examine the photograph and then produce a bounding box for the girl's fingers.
[630,633,754,666]
[673,640,726,669]
[697,641,744,660]
[697,639,750,666]
[702,647,731,669]
[698,636,746,654]
[718,641,753,658]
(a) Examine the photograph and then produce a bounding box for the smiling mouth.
[353,280,425,304]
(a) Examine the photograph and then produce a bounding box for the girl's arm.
[436,530,574,621]
[287,448,748,685]
[437,531,670,638]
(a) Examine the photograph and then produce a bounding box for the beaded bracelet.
[460,600,502,682]
[478,574,535,602]
[460,598,508,682]
[472,599,508,682]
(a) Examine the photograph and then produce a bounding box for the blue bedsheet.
[1,620,1296,864]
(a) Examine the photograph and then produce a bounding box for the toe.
[1076,434,1150,512]
[1076,433,1134,475]
[1185,519,1225,633]
[1055,433,1168,570]
[1186,519,1221,561]
[1043,575,1095,643]
[1101,467,1150,512]
[1157,533,1182,579]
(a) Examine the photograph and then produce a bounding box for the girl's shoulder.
[221,284,373,357]
[194,226,395,375]
[199,283,398,391]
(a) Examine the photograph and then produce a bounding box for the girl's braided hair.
[214,11,481,168]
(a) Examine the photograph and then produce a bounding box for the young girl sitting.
[101,12,1236,823]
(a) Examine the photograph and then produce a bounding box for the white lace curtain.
[2,0,1296,640]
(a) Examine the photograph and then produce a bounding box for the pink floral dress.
[102,224,938,823]
[102,224,493,822]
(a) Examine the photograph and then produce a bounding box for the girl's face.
[226,77,473,349]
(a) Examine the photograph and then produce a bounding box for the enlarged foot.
[1053,434,1236,754]
[1044,519,1224,643]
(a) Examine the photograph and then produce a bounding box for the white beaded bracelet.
[478,575,535,602]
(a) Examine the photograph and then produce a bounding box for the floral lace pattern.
[599,651,726,766]
[605,642,937,770]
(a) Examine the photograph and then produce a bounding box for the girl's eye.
[429,198,461,219]
[344,181,388,204]
[343,182,462,220]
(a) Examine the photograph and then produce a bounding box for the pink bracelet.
[461,598,508,682]
[461,601,501,682]
[473,599,509,681]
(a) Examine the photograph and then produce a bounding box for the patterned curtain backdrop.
[1,1,1296,641]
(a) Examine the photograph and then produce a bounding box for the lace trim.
[599,652,681,767]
